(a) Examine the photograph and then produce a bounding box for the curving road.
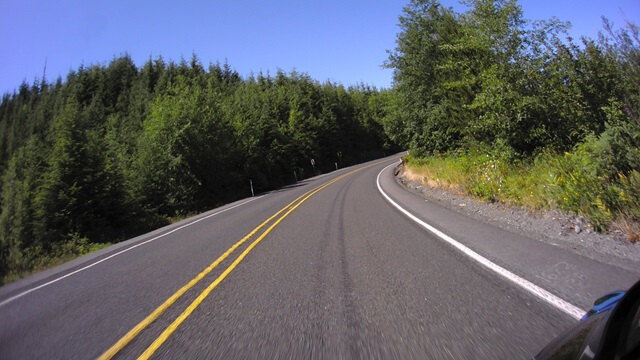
[1,155,638,359]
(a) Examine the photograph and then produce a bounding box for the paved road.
[1,155,638,359]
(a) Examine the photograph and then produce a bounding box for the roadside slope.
[378,162,639,311]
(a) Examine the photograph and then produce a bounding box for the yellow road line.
[99,189,317,360]
[137,161,384,359]
[98,161,382,360]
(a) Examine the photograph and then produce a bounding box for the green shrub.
[2,233,110,285]
[549,133,640,232]
[405,142,639,239]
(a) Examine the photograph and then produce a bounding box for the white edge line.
[0,196,263,307]
[376,161,585,321]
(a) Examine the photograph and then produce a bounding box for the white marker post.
[311,159,316,174]
[250,179,254,197]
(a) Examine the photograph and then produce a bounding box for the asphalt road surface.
[1,155,638,359]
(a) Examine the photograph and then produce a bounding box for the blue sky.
[1,0,638,95]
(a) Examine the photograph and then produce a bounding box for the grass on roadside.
[404,146,640,242]
[1,210,199,285]
[1,234,111,285]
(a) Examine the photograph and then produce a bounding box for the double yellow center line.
[99,160,387,359]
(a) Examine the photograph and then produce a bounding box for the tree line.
[384,0,639,235]
[0,55,396,281]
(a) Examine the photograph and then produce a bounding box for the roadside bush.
[550,132,640,234]
[616,171,640,242]
[551,140,615,230]
[405,140,640,240]
[2,233,110,284]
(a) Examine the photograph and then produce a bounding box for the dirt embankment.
[396,163,640,272]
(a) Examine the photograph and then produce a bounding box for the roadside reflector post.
[250,179,254,197]
[335,162,338,170]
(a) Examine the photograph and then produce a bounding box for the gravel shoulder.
[396,163,640,273]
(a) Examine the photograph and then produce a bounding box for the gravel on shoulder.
[395,164,640,273]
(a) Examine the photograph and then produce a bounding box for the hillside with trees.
[384,0,639,240]
[0,56,395,283]
[2,0,639,283]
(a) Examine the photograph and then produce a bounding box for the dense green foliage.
[386,0,640,237]
[405,148,640,240]
[0,55,394,282]
[2,0,638,281]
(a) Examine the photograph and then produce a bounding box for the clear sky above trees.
[1,0,638,95]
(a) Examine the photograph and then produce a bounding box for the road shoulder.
[378,162,639,310]
[396,163,640,272]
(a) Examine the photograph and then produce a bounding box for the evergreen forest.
[1,0,639,282]
[0,56,394,282]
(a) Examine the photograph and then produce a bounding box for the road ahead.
[1,155,638,359]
